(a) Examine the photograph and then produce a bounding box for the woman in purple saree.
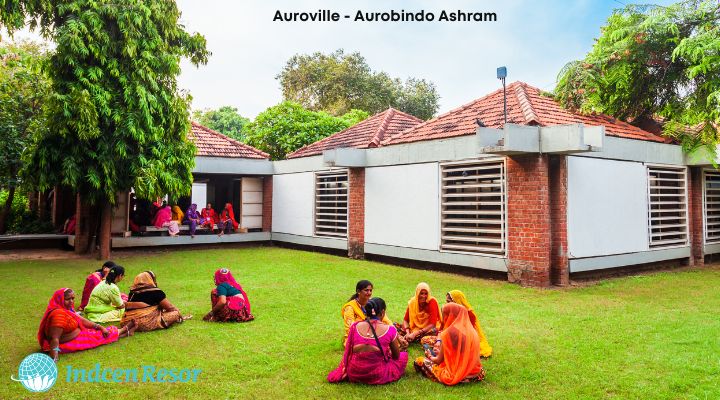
[184,204,202,238]
[328,298,408,385]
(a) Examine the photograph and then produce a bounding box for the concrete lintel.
[193,156,273,175]
[364,243,508,272]
[323,148,367,167]
[703,243,720,255]
[273,156,326,174]
[271,232,348,250]
[110,232,270,248]
[568,246,690,273]
[574,136,685,165]
[540,124,596,153]
[684,145,720,166]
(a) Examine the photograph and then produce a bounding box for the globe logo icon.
[11,353,58,392]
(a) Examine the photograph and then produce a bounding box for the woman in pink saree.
[203,268,254,322]
[328,298,408,385]
[153,204,179,236]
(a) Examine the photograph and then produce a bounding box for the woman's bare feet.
[120,320,137,337]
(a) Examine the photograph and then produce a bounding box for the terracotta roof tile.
[287,108,423,159]
[382,82,666,146]
[188,122,269,159]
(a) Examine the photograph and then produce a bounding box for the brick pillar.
[506,154,552,287]
[688,167,705,266]
[262,176,273,232]
[549,156,570,286]
[348,168,365,259]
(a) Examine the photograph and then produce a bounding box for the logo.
[11,353,58,392]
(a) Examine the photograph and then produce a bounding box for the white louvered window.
[440,159,506,256]
[647,166,688,248]
[315,170,348,238]
[703,170,720,244]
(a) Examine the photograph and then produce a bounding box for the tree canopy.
[555,0,720,155]
[0,41,51,233]
[0,0,209,205]
[193,106,251,142]
[245,102,368,160]
[277,49,440,120]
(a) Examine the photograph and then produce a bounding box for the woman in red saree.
[39,288,135,361]
[203,268,253,322]
[200,203,218,233]
[218,203,239,235]
[414,303,485,385]
[328,298,407,385]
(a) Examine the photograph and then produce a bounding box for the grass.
[1,246,719,399]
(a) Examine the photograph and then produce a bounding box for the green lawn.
[1,246,719,399]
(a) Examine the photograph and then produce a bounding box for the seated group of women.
[39,262,253,361]
[330,280,492,386]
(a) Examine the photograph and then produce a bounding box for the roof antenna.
[497,66,507,125]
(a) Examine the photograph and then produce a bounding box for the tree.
[3,0,208,258]
[245,102,368,160]
[0,41,51,234]
[277,49,440,120]
[555,0,720,155]
[193,106,251,141]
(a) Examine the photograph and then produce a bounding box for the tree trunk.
[98,201,112,260]
[0,185,16,234]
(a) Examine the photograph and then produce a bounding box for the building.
[67,83,718,287]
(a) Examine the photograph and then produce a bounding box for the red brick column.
[688,167,705,266]
[262,176,273,232]
[549,156,570,286]
[506,154,552,287]
[348,168,365,259]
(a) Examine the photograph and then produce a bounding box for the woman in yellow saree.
[446,290,492,357]
[341,280,392,346]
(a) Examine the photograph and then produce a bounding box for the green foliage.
[555,0,720,157]
[193,106,251,142]
[0,190,53,233]
[0,41,51,191]
[278,49,440,120]
[2,0,209,205]
[245,102,368,160]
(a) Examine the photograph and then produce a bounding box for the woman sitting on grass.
[446,290,492,357]
[328,298,408,385]
[121,271,191,332]
[414,303,485,385]
[203,268,254,322]
[39,288,136,361]
[397,282,441,344]
[341,280,392,346]
[84,265,127,323]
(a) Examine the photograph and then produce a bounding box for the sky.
[5,0,676,119]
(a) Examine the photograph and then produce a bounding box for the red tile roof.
[383,81,667,146]
[287,108,423,159]
[188,122,269,159]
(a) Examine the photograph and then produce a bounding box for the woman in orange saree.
[414,303,485,385]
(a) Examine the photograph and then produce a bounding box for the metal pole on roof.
[497,66,507,125]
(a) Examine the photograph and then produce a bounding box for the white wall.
[567,156,649,258]
[191,183,207,207]
[365,163,440,250]
[272,173,314,236]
